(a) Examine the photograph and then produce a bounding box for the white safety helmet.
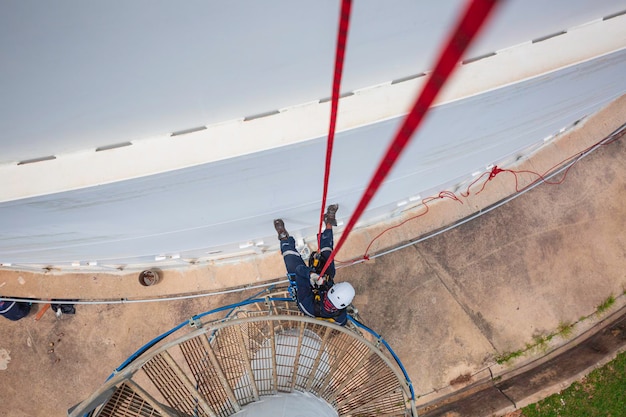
[327,282,355,309]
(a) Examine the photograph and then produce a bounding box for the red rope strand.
[462,126,626,198]
[353,126,625,261]
[361,191,463,260]
[320,0,500,276]
[318,0,353,250]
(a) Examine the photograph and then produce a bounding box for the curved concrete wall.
[1,1,625,268]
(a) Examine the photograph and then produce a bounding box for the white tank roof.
[1,1,625,268]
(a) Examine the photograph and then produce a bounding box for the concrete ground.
[1,95,625,416]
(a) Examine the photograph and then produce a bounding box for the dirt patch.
[0,348,10,370]
[449,373,472,386]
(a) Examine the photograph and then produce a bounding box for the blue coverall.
[280,228,347,326]
[0,300,31,321]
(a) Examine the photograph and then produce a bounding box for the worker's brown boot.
[274,219,289,240]
[324,204,339,226]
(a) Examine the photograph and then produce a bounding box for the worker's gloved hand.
[310,272,324,287]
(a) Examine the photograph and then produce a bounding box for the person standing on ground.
[274,204,355,326]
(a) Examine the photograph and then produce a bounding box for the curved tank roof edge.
[1,14,624,203]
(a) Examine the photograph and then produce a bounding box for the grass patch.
[497,334,554,364]
[532,334,550,353]
[497,293,616,365]
[596,295,615,314]
[495,349,525,365]
[556,321,573,338]
[522,350,626,417]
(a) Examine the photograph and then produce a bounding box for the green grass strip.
[522,350,626,416]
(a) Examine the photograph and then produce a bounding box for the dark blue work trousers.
[280,229,346,325]
[0,301,31,321]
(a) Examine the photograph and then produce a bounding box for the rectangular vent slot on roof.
[532,31,567,43]
[462,52,496,65]
[603,9,626,20]
[96,142,132,152]
[244,110,280,121]
[170,126,207,137]
[17,155,56,165]
[319,91,354,104]
[391,73,426,85]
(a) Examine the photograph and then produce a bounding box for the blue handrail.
[107,298,268,380]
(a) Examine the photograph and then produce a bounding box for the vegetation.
[521,350,626,417]
[596,294,615,314]
[556,321,573,338]
[496,295,618,365]
[498,294,624,414]
[495,349,525,365]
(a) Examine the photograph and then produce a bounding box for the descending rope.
[320,0,500,276]
[318,0,353,250]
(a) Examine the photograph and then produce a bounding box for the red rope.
[337,115,625,265]
[460,165,507,196]
[320,0,500,276]
[360,191,463,260]
[318,0,353,250]
[462,125,626,198]
[464,146,598,197]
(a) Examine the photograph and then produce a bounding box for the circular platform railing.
[69,289,416,417]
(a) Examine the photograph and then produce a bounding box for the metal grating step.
[179,336,240,417]
[142,351,216,417]
[335,353,406,415]
[95,382,164,417]
[211,324,259,404]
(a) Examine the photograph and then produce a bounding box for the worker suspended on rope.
[274,204,355,326]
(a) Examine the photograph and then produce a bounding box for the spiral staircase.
[69,289,416,417]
